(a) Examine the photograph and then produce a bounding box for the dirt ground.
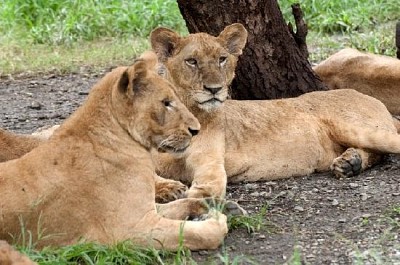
[1,72,399,265]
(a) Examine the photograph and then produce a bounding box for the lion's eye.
[185,58,197,67]
[219,56,227,66]
[162,99,171,107]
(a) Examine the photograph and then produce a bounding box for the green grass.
[0,0,185,76]
[18,241,195,265]
[228,205,271,234]
[1,0,399,76]
[279,0,399,34]
[279,0,400,61]
[0,0,186,45]
[0,37,148,76]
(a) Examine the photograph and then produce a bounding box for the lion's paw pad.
[330,148,362,178]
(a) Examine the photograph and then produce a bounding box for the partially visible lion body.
[156,89,398,184]
[0,241,36,265]
[150,24,400,198]
[0,52,227,250]
[313,48,400,115]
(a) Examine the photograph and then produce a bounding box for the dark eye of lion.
[219,56,227,65]
[162,99,171,107]
[185,58,197,67]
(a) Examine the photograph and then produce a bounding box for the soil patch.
[1,73,399,265]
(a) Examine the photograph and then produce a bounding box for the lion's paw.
[330,148,362,178]
[155,179,188,203]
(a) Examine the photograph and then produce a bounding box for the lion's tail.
[324,119,400,154]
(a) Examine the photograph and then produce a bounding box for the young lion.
[149,24,400,199]
[0,52,228,250]
[313,48,400,115]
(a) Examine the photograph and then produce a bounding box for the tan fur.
[0,241,36,265]
[149,24,400,199]
[0,129,43,162]
[0,52,228,250]
[313,48,400,115]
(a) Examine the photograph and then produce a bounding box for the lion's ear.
[138,51,158,71]
[218,23,248,56]
[150,27,180,62]
[131,60,149,93]
[118,70,130,94]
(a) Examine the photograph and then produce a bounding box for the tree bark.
[177,0,327,100]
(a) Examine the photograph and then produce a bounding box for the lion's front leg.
[154,174,187,203]
[185,164,227,198]
[185,133,227,198]
[156,197,247,220]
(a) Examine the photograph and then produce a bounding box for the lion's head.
[110,51,200,154]
[150,24,248,112]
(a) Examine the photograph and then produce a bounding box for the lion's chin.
[197,99,224,112]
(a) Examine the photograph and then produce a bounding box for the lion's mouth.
[157,145,189,154]
[198,98,225,106]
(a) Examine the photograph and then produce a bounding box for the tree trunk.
[177,0,327,100]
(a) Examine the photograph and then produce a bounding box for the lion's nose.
[204,85,222,95]
[188,127,199,136]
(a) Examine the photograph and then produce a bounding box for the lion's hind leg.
[330,148,382,178]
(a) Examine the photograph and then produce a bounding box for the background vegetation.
[1,0,399,263]
[1,0,399,75]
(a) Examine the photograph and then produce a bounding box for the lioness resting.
[313,48,400,115]
[0,52,228,250]
[149,24,400,198]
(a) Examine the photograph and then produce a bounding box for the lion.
[313,48,400,115]
[0,241,36,265]
[148,24,400,199]
[0,51,229,250]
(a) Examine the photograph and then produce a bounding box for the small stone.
[228,245,237,251]
[294,206,304,212]
[362,213,371,218]
[250,191,260,197]
[392,193,400,196]
[29,101,42,110]
[349,183,359,188]
[331,199,339,206]
[338,218,346,223]
[244,183,258,190]
[198,250,208,256]
[258,234,266,239]
[360,193,368,201]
